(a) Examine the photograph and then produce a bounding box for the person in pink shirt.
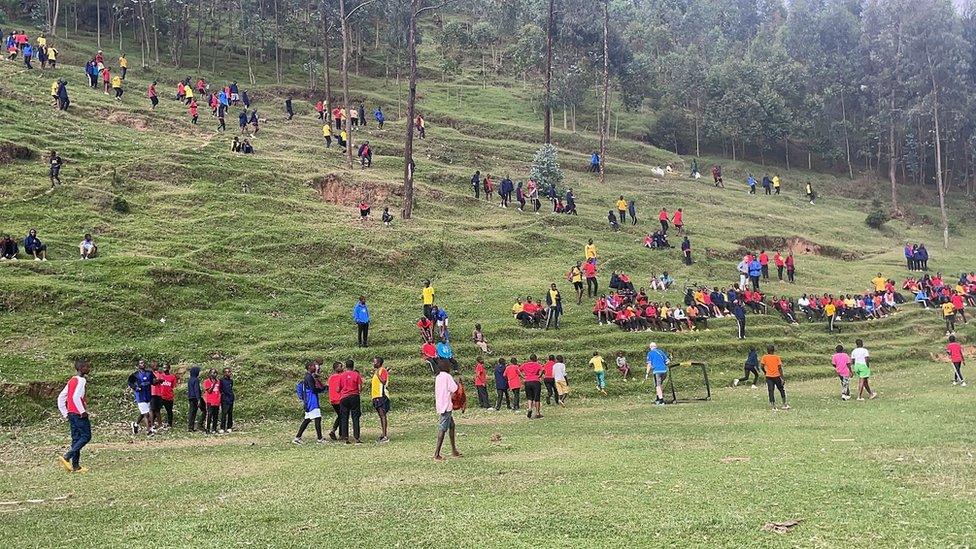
[519,355,544,419]
[433,362,461,461]
[831,345,852,400]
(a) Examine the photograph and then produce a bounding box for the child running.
[947,335,967,386]
[732,347,760,388]
[760,345,789,410]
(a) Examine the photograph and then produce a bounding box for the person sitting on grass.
[472,323,491,354]
[607,210,619,232]
[241,139,254,154]
[78,234,97,259]
[0,234,20,260]
[593,295,611,325]
[358,200,370,221]
[914,287,930,308]
[23,229,48,260]
[381,207,393,226]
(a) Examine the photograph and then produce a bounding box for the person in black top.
[249,109,259,133]
[681,236,692,265]
[219,368,235,433]
[49,150,63,187]
[241,140,254,154]
[471,171,481,199]
[285,97,294,120]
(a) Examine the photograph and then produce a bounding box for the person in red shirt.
[327,362,344,440]
[658,208,669,234]
[451,374,467,413]
[315,100,325,120]
[157,364,178,428]
[774,251,785,281]
[504,358,523,411]
[473,357,490,408]
[542,354,557,405]
[417,316,434,343]
[952,293,967,324]
[785,252,796,284]
[759,250,769,280]
[672,208,684,235]
[203,368,221,434]
[583,259,598,297]
[520,355,544,419]
[188,99,199,124]
[149,361,164,430]
[593,295,610,324]
[101,66,111,94]
[337,359,363,443]
[58,359,92,472]
[947,335,967,386]
[147,80,158,110]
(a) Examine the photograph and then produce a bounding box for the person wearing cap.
[644,343,670,405]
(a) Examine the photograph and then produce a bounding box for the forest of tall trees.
[7,0,976,223]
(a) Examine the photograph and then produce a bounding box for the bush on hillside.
[112,196,130,214]
[865,199,888,229]
[530,144,564,192]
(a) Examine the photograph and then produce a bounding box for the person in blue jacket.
[590,152,601,173]
[493,357,510,410]
[127,359,154,435]
[219,368,235,433]
[238,111,248,133]
[747,174,757,194]
[644,342,670,405]
[87,59,100,87]
[186,366,205,432]
[732,299,747,340]
[24,229,47,260]
[917,244,929,271]
[22,43,32,69]
[294,362,325,443]
[354,295,370,347]
[374,106,385,128]
[748,256,763,291]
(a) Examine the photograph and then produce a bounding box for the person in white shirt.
[552,356,569,404]
[850,339,877,400]
[57,359,92,472]
[79,233,97,259]
[433,363,461,461]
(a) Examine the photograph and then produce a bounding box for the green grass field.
[1,23,975,546]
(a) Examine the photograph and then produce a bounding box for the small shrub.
[111,196,130,214]
[865,209,889,230]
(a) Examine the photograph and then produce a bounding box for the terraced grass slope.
[0,26,973,426]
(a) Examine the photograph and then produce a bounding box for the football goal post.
[664,361,711,404]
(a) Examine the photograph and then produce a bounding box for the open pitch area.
[2,1,976,546]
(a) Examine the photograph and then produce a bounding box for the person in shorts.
[127,359,154,435]
[553,355,570,404]
[851,339,876,400]
[433,362,461,461]
[520,354,544,419]
[371,357,391,443]
[831,345,852,400]
[645,342,670,405]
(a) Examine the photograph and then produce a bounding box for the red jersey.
[327,373,342,405]
[543,360,555,379]
[520,361,543,383]
[338,370,363,400]
[952,295,964,309]
[158,372,177,400]
[759,253,769,266]
[203,378,221,406]
[948,342,964,363]
[474,363,487,386]
[189,103,199,116]
[658,210,668,221]
[504,364,522,389]
[672,210,683,225]
[583,262,596,278]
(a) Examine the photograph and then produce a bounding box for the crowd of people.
[0,230,99,260]
[470,171,578,215]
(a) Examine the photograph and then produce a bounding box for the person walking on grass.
[49,150,63,188]
[831,345,852,401]
[568,262,584,305]
[553,355,570,404]
[433,362,462,461]
[338,359,364,444]
[947,335,967,386]
[542,355,558,404]
[732,347,760,389]
[327,361,343,440]
[590,351,607,395]
[127,359,154,435]
[520,354,544,419]
[942,300,958,336]
[761,345,789,410]
[732,299,747,340]
[644,343,670,405]
[57,359,92,473]
[353,296,370,348]
[294,362,326,444]
[504,358,523,411]
[371,357,391,443]
[545,283,563,330]
[851,339,876,400]
[493,357,511,410]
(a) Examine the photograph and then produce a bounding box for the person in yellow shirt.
[772,174,781,195]
[184,83,194,104]
[50,80,58,106]
[589,352,607,394]
[119,53,128,79]
[824,300,837,333]
[568,262,584,304]
[422,280,435,319]
[943,301,958,334]
[615,196,628,224]
[37,34,46,48]
[111,74,124,101]
[370,357,390,443]
[584,239,597,263]
[46,45,57,69]
[871,273,887,294]
[322,124,332,148]
[338,129,348,150]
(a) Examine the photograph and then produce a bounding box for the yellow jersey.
[370,367,389,398]
[825,303,836,316]
[616,199,627,211]
[111,76,122,88]
[37,36,46,47]
[585,244,597,260]
[943,302,957,318]
[569,267,582,283]
[47,48,57,61]
[323,125,331,137]
[511,303,523,315]
[871,277,886,292]
[51,81,58,96]
[589,356,605,372]
[119,56,128,68]
[422,286,435,305]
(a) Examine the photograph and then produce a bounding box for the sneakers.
[292,437,303,445]
[963,382,969,387]
[869,392,878,399]
[781,404,791,411]
[377,436,390,443]
[316,438,327,444]
[733,379,739,387]
[953,381,959,386]
[218,429,225,434]
[59,456,73,472]
[856,397,865,401]
[226,429,233,433]
[130,422,139,435]
[841,395,851,401]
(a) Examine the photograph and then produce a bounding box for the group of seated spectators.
[0,230,99,260]
[231,137,254,154]
[592,289,709,333]
[906,272,976,308]
[511,297,547,327]
[641,231,671,249]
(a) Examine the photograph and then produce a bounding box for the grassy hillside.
[0,25,974,429]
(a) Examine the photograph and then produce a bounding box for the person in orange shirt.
[760,345,789,410]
